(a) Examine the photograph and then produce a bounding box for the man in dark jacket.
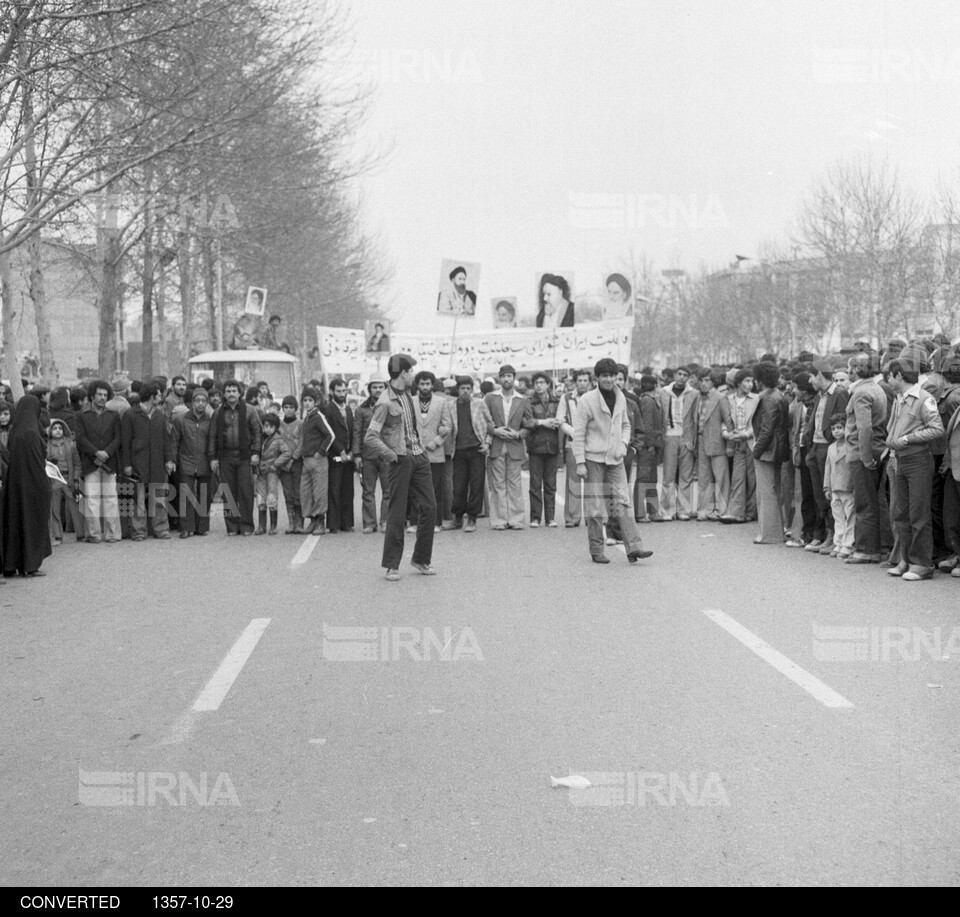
[635,375,665,521]
[524,371,561,526]
[322,377,356,534]
[121,381,171,540]
[295,386,335,535]
[170,387,213,537]
[843,353,888,564]
[76,380,122,543]
[208,379,262,536]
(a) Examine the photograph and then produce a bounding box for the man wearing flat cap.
[365,354,437,580]
[573,357,653,565]
[483,363,532,529]
[438,266,476,316]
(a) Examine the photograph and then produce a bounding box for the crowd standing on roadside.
[2,334,959,584]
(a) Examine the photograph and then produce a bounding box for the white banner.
[317,319,633,378]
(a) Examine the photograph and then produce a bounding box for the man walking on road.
[573,357,653,565]
[365,354,437,580]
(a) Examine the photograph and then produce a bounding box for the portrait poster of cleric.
[491,297,518,329]
[244,285,267,316]
[365,318,391,353]
[535,272,575,328]
[602,272,634,320]
[437,259,480,316]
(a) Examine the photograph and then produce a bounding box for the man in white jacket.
[573,358,654,565]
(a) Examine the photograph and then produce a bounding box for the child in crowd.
[823,412,855,559]
[256,413,292,535]
[46,418,83,545]
[278,396,303,533]
[0,401,12,449]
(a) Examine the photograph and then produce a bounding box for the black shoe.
[627,549,654,563]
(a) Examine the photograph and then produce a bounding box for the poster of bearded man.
[437,259,480,316]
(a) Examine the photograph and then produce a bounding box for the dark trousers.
[781,460,796,530]
[931,454,947,560]
[452,446,485,519]
[892,451,934,568]
[430,461,446,522]
[167,469,181,530]
[360,456,390,529]
[279,458,303,524]
[805,442,832,540]
[943,474,960,557]
[442,456,454,521]
[180,473,212,534]
[382,453,435,570]
[879,460,895,553]
[528,452,558,524]
[797,448,817,541]
[849,459,882,556]
[219,455,254,534]
[327,460,355,533]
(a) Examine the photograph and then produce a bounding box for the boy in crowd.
[823,413,855,559]
[47,419,82,545]
[278,395,304,534]
[256,413,292,535]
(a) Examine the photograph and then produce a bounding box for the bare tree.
[795,156,924,347]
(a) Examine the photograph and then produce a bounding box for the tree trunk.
[98,233,121,378]
[202,237,217,350]
[21,68,59,385]
[213,237,223,350]
[178,218,194,364]
[141,220,155,381]
[0,246,25,400]
[26,231,57,383]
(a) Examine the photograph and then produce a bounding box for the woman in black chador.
[2,395,53,577]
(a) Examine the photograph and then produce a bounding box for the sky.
[344,0,960,333]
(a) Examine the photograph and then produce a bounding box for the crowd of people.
[2,333,959,583]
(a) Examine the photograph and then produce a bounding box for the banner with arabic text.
[317,319,633,378]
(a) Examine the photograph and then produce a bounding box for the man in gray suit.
[483,364,532,529]
[694,368,733,520]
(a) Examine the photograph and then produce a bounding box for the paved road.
[2,489,959,886]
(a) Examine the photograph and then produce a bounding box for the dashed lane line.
[162,618,272,744]
[290,534,321,566]
[702,608,854,709]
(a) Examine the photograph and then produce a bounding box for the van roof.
[188,350,297,364]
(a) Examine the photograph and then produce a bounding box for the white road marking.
[702,609,854,709]
[290,535,321,566]
[194,618,271,711]
[162,618,272,744]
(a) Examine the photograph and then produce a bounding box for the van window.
[188,361,295,398]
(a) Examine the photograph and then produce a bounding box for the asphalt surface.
[2,484,959,887]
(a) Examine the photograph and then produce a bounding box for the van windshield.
[188,361,295,398]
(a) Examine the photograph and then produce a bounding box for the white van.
[186,351,301,402]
